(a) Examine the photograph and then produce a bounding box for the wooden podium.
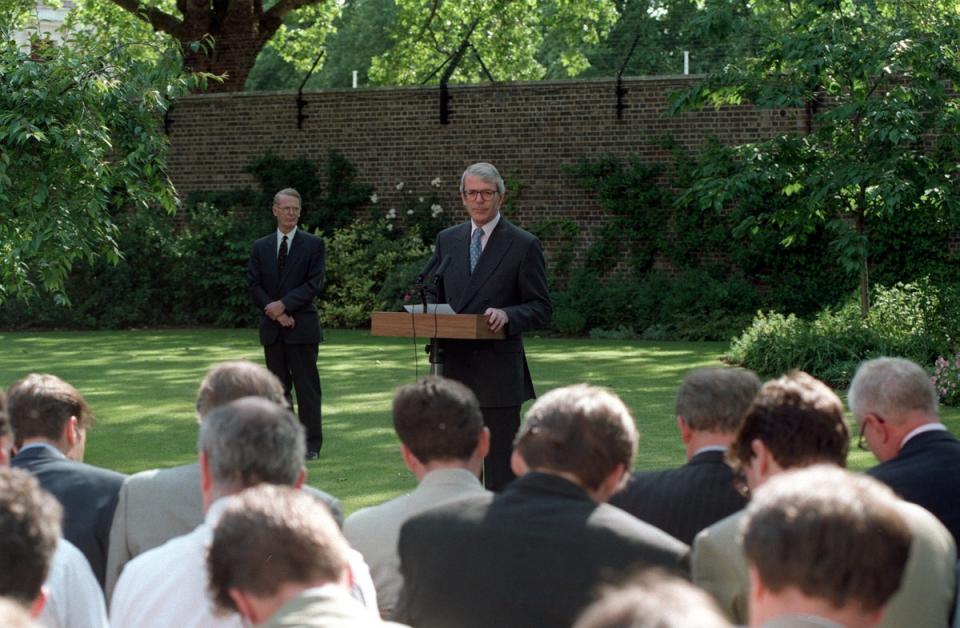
[370,311,504,376]
[370,312,505,340]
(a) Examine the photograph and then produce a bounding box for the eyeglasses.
[856,415,884,451]
[275,206,301,214]
[464,189,498,201]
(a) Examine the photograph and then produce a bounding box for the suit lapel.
[456,219,514,311]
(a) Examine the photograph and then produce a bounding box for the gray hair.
[460,162,505,195]
[675,367,760,433]
[848,357,938,423]
[195,360,287,420]
[273,188,301,206]
[198,397,305,493]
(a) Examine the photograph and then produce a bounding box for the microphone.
[432,255,451,284]
[415,251,440,286]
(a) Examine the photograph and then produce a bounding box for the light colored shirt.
[344,468,488,618]
[276,226,298,255]
[470,213,500,251]
[109,498,241,628]
[900,422,948,449]
[40,538,109,628]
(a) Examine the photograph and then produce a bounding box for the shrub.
[321,219,430,328]
[933,354,960,406]
[727,280,960,386]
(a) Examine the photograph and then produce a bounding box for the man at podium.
[431,162,551,491]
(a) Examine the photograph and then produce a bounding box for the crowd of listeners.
[1,355,959,627]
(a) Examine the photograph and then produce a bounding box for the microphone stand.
[428,271,446,377]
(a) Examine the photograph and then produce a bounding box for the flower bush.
[373,178,454,246]
[933,355,960,406]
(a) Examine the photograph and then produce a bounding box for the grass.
[1,329,957,514]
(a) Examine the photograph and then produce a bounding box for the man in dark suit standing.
[610,367,759,543]
[431,162,551,490]
[849,356,960,547]
[248,188,326,458]
[393,384,689,628]
[7,373,127,589]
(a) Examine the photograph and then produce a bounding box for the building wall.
[166,77,805,253]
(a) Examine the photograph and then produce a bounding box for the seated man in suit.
[208,484,403,627]
[743,466,911,628]
[8,373,126,588]
[344,376,490,618]
[0,390,12,466]
[849,356,960,547]
[394,383,689,628]
[610,366,759,543]
[110,397,374,628]
[693,371,956,628]
[104,360,343,601]
[0,467,61,620]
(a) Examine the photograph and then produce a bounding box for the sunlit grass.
[2,329,957,514]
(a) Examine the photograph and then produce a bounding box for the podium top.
[370,312,505,340]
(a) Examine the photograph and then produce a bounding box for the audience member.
[849,356,960,546]
[110,397,354,628]
[8,373,126,588]
[610,367,758,543]
[105,360,343,600]
[0,390,12,465]
[692,371,956,628]
[573,570,731,628]
[0,467,61,619]
[344,376,489,618]
[743,466,911,628]
[394,383,688,628]
[208,484,405,627]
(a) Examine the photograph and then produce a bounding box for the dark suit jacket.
[609,450,747,545]
[248,229,326,346]
[12,446,126,588]
[867,428,960,547]
[432,218,551,407]
[394,472,689,628]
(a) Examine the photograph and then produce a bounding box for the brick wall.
[166,77,806,257]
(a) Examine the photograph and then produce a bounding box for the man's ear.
[293,466,306,490]
[475,427,491,460]
[399,443,422,475]
[29,586,48,618]
[677,416,693,443]
[63,416,79,447]
[510,449,528,476]
[199,450,213,494]
[228,588,259,624]
[596,463,629,503]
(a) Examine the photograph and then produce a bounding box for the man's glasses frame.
[463,189,499,201]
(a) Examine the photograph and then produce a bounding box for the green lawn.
[1,329,957,514]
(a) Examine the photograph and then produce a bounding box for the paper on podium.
[403,303,457,315]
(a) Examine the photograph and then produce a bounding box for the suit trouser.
[265,340,323,451]
[481,405,521,492]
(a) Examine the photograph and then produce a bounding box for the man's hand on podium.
[484,308,508,333]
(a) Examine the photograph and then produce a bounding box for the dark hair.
[676,367,760,433]
[208,484,348,614]
[0,467,62,606]
[729,371,849,473]
[198,397,305,492]
[743,465,910,612]
[392,376,484,463]
[515,384,637,490]
[195,360,287,419]
[7,373,94,446]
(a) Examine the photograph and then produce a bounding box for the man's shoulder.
[400,492,494,535]
[438,222,470,240]
[348,476,487,535]
[590,502,688,552]
[295,229,325,247]
[126,463,198,488]
[694,509,743,550]
[496,217,538,242]
[120,524,204,580]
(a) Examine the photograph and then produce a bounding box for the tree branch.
[261,0,324,36]
[107,0,183,38]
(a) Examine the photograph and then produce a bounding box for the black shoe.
[305,450,319,461]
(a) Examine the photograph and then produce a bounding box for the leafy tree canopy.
[670,0,960,317]
[0,0,208,302]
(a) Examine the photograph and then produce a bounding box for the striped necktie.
[469,228,483,273]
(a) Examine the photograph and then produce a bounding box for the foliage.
[934,354,960,407]
[0,5,207,304]
[727,281,960,386]
[669,0,960,317]
[321,218,430,328]
[372,176,454,247]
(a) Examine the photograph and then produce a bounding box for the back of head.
[675,367,760,433]
[195,360,287,419]
[574,570,731,628]
[742,465,910,613]
[208,484,349,614]
[848,357,938,424]
[198,397,305,493]
[729,371,849,473]
[7,374,93,447]
[0,467,62,607]
[392,376,484,463]
[515,384,637,490]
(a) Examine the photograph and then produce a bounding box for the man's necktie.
[278,235,288,275]
[470,228,483,273]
